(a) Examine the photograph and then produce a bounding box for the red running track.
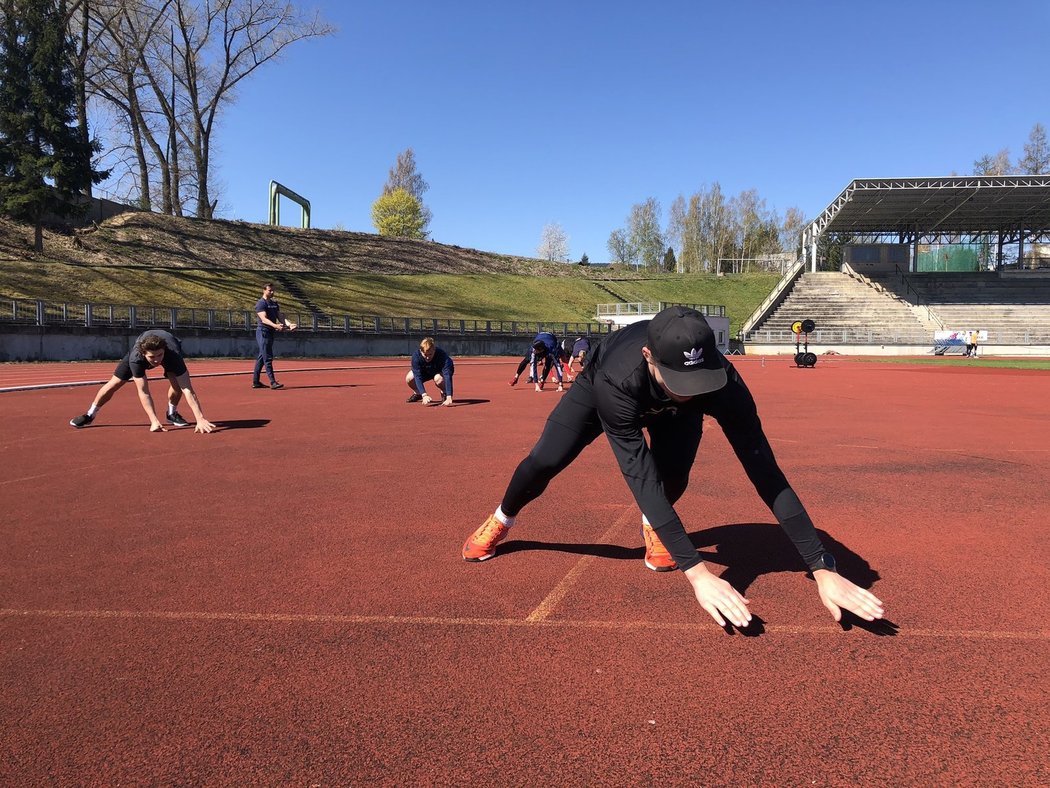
[1,356,1048,785]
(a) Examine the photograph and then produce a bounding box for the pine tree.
[662,246,677,273]
[0,0,105,251]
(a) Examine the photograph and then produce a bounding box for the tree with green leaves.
[382,147,432,235]
[0,0,106,250]
[371,187,426,239]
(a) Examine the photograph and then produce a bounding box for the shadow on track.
[277,384,362,390]
[212,419,271,430]
[500,521,897,636]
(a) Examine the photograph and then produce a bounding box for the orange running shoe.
[462,515,510,562]
[642,523,676,572]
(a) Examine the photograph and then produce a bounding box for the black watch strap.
[809,552,836,572]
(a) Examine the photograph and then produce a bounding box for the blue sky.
[193,0,1048,261]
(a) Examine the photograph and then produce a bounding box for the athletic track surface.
[2,356,1048,785]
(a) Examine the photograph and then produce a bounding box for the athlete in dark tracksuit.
[464,307,885,629]
[510,332,564,389]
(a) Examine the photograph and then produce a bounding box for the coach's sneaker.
[270,382,284,390]
[69,413,94,429]
[462,515,510,562]
[642,523,676,572]
[167,411,190,427]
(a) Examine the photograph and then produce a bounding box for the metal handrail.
[0,297,614,338]
[738,256,807,337]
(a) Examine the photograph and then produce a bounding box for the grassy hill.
[0,212,781,334]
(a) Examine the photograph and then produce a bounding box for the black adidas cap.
[646,306,727,396]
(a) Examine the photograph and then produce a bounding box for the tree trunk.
[125,73,151,211]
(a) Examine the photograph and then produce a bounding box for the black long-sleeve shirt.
[577,322,824,571]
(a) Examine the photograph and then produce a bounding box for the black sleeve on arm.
[711,370,825,567]
[596,382,702,572]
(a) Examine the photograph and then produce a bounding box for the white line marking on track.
[525,506,638,622]
[2,608,1047,641]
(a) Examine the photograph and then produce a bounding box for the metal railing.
[738,256,807,337]
[740,327,1050,345]
[0,298,615,339]
[595,301,725,318]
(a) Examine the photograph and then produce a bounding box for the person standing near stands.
[252,283,295,390]
[406,336,455,406]
[69,329,215,434]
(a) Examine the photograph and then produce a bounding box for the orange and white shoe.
[642,523,676,572]
[462,515,510,562]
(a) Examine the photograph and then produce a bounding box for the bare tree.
[627,197,663,270]
[1018,122,1050,175]
[666,194,686,258]
[607,228,631,265]
[780,206,806,257]
[79,0,333,217]
[537,222,569,261]
[973,148,1012,176]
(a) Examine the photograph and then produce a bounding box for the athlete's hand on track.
[441,397,453,407]
[421,394,433,405]
[683,563,751,628]
[814,571,884,622]
[149,423,166,432]
[194,418,216,434]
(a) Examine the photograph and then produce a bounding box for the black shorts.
[114,348,188,381]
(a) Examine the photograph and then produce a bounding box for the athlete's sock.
[86,404,99,417]
[495,507,515,528]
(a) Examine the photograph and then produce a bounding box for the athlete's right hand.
[683,562,751,628]
[149,423,166,432]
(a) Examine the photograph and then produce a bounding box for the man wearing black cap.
[461,306,885,629]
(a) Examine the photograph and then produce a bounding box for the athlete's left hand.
[814,570,884,622]
[421,394,433,405]
[441,396,453,406]
[194,418,216,434]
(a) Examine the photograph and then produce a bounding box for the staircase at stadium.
[743,270,1050,355]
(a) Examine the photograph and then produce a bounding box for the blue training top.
[534,332,559,356]
[411,346,454,397]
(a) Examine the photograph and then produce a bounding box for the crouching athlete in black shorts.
[69,330,216,434]
[462,306,885,630]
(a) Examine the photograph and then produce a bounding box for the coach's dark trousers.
[253,329,276,385]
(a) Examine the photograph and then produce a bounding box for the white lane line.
[2,608,1047,641]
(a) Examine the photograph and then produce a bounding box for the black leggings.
[500,386,702,517]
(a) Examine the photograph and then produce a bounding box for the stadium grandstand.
[742,176,1050,355]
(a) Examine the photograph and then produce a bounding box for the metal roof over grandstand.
[803,176,1050,270]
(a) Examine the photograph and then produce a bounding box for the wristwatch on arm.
[808,552,837,573]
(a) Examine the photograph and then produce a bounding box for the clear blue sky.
[200,0,1049,261]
